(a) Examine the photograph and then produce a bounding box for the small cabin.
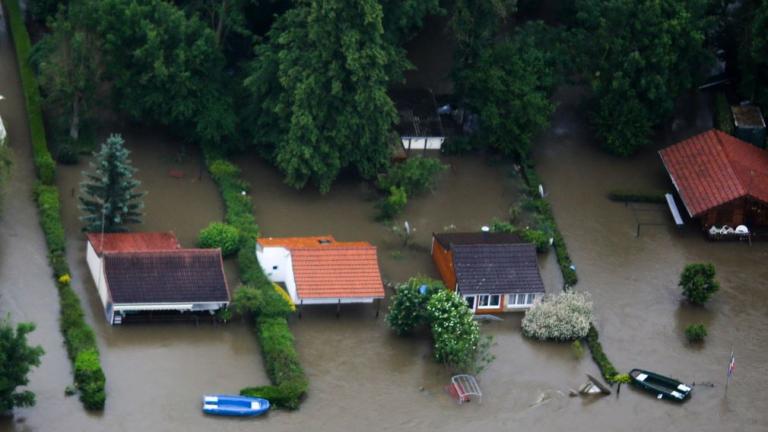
[431,232,545,313]
[731,105,766,148]
[85,232,230,324]
[659,129,768,230]
[256,236,385,306]
[391,88,445,152]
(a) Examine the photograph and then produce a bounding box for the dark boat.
[629,369,692,402]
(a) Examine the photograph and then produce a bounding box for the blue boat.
[202,395,270,417]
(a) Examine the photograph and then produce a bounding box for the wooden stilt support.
[336,299,341,318]
[299,299,303,319]
[375,298,380,318]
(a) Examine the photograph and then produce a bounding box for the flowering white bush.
[522,291,593,341]
[426,290,480,370]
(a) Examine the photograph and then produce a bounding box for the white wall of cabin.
[257,245,299,303]
[86,241,109,308]
[401,136,444,150]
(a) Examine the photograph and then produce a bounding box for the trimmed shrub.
[679,263,719,305]
[522,291,593,341]
[74,349,106,410]
[585,324,618,382]
[376,186,407,220]
[3,0,56,186]
[34,185,66,254]
[252,317,308,409]
[685,323,707,343]
[377,157,447,196]
[232,285,294,318]
[607,189,666,204]
[198,222,240,256]
[520,228,550,253]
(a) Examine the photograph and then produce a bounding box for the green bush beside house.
[4,1,106,410]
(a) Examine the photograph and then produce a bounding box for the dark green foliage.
[376,186,408,221]
[381,0,442,44]
[520,163,577,286]
[32,1,101,146]
[426,289,481,371]
[489,219,550,253]
[79,134,144,233]
[685,323,707,343]
[713,92,734,136]
[585,324,618,383]
[386,277,444,335]
[607,189,667,204]
[735,0,768,107]
[243,0,399,192]
[35,185,67,254]
[575,0,713,155]
[197,222,240,256]
[29,0,68,22]
[457,22,562,158]
[448,0,516,67]
[377,157,447,196]
[203,151,307,409]
[7,4,106,406]
[3,0,56,185]
[679,263,719,305]
[91,0,235,147]
[73,349,106,410]
[0,318,45,412]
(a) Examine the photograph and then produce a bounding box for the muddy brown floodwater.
[3,9,768,432]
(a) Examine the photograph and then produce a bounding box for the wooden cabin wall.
[431,240,457,290]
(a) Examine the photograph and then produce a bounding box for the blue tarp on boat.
[202,395,270,417]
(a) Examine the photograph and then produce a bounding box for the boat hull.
[202,395,270,416]
[629,369,691,403]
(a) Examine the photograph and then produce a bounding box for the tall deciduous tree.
[33,2,101,144]
[243,0,399,192]
[0,317,45,412]
[736,0,768,106]
[79,134,144,233]
[448,0,517,67]
[456,22,563,158]
[575,0,713,155]
[89,0,235,147]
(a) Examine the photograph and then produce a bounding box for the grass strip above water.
[4,1,106,410]
[203,148,308,409]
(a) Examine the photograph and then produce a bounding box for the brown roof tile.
[103,249,229,304]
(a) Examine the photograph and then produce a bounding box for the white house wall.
[401,136,444,150]
[86,241,109,308]
[257,245,299,303]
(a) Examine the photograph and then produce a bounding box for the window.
[526,293,535,304]
[478,294,500,308]
[516,294,526,305]
[464,295,476,310]
[272,265,278,270]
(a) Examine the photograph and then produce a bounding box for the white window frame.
[464,295,477,311]
[477,294,500,309]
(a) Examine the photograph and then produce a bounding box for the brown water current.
[3,10,768,432]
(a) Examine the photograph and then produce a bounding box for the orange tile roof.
[86,232,180,255]
[659,129,768,216]
[257,236,371,249]
[290,246,385,299]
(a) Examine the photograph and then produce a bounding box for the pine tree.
[79,134,144,232]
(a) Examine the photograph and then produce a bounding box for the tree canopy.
[243,0,399,192]
[0,318,45,412]
[574,0,713,155]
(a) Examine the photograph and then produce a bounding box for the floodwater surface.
[3,10,768,432]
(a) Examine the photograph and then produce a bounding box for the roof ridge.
[713,130,750,195]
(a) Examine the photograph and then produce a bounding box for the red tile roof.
[257,236,371,249]
[103,249,229,304]
[290,246,385,300]
[86,232,180,255]
[659,129,768,216]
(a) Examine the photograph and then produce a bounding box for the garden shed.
[86,232,230,324]
[431,232,545,313]
[391,88,445,152]
[731,105,766,148]
[659,129,768,229]
[256,236,385,307]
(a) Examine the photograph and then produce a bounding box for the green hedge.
[5,1,106,409]
[585,324,618,383]
[607,189,666,204]
[3,0,56,185]
[713,92,734,136]
[520,162,578,287]
[203,147,308,409]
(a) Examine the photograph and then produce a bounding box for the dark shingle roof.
[103,250,230,304]
[453,243,545,295]
[433,232,522,251]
